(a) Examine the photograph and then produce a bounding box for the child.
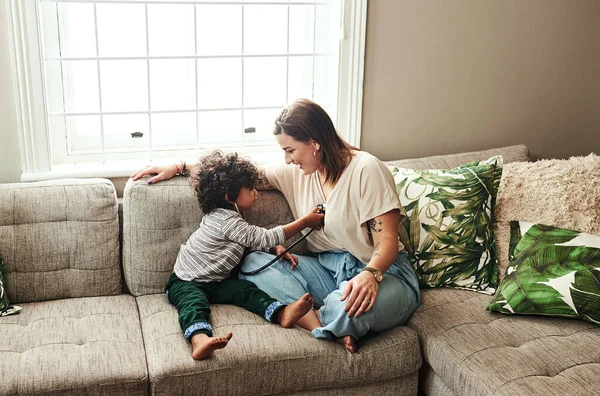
[165,150,324,360]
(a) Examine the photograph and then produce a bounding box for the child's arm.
[270,244,299,269]
[281,207,324,239]
[221,209,324,250]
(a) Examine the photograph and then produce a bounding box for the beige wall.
[2,1,599,186]
[362,0,600,161]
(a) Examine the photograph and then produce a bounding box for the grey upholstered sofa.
[2,144,599,396]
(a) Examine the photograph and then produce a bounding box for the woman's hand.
[340,271,378,318]
[131,163,179,185]
[271,245,299,269]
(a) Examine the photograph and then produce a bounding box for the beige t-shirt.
[266,150,406,264]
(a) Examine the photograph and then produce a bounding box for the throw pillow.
[0,249,22,317]
[487,221,600,325]
[494,154,600,282]
[389,156,503,294]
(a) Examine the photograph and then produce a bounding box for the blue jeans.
[239,250,420,341]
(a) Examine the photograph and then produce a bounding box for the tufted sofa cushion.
[0,179,120,303]
[137,294,421,396]
[0,294,148,395]
[407,288,600,396]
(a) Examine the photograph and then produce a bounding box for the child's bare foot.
[190,332,233,360]
[276,293,314,328]
[335,335,358,353]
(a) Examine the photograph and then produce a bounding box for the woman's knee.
[370,276,418,330]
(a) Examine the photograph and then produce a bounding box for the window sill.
[20,150,285,182]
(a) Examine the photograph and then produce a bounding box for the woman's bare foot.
[190,332,233,360]
[276,293,314,328]
[335,335,358,353]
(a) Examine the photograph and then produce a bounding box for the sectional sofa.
[1,144,599,396]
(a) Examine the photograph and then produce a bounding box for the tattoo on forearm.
[373,242,381,257]
[368,219,383,233]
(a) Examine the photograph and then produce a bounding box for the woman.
[132,99,420,352]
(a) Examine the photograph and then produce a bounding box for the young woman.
[132,99,420,352]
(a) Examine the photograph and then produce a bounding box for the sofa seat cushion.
[137,294,422,396]
[407,289,600,396]
[0,295,148,396]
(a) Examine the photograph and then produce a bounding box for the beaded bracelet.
[176,160,190,176]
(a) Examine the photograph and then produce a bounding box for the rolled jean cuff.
[184,322,213,340]
[264,301,285,322]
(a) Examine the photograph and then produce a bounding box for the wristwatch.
[361,267,383,283]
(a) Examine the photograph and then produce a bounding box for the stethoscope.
[239,204,325,276]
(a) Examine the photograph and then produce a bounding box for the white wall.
[0,3,21,183]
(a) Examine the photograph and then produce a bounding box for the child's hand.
[271,245,299,269]
[302,207,325,230]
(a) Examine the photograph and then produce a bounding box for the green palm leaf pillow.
[487,221,600,325]
[389,156,503,294]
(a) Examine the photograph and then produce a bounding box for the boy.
[165,150,324,359]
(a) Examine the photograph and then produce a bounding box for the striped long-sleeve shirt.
[173,208,285,283]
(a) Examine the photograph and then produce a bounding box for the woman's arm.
[340,209,400,319]
[131,161,198,184]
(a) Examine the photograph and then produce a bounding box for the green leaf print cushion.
[389,156,503,294]
[487,221,600,325]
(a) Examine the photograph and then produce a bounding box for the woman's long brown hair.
[273,99,358,184]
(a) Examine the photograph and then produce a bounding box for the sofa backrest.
[122,144,530,297]
[383,144,529,169]
[0,179,121,303]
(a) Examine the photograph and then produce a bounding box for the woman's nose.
[285,154,293,165]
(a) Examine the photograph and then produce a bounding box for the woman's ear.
[311,139,320,152]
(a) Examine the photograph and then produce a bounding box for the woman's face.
[275,132,321,175]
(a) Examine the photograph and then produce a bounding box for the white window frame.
[6,0,367,181]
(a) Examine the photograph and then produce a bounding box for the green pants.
[165,273,285,341]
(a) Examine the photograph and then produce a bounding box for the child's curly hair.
[190,150,258,213]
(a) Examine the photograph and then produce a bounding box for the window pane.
[97,4,146,57]
[100,60,148,112]
[197,59,242,109]
[289,5,315,54]
[243,109,281,145]
[151,112,196,149]
[148,4,195,56]
[61,61,100,113]
[40,3,97,58]
[313,55,335,115]
[315,4,337,53]
[65,115,102,153]
[150,60,196,111]
[288,56,314,103]
[244,57,286,107]
[244,5,287,55]
[198,110,242,146]
[103,114,149,151]
[197,5,242,56]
